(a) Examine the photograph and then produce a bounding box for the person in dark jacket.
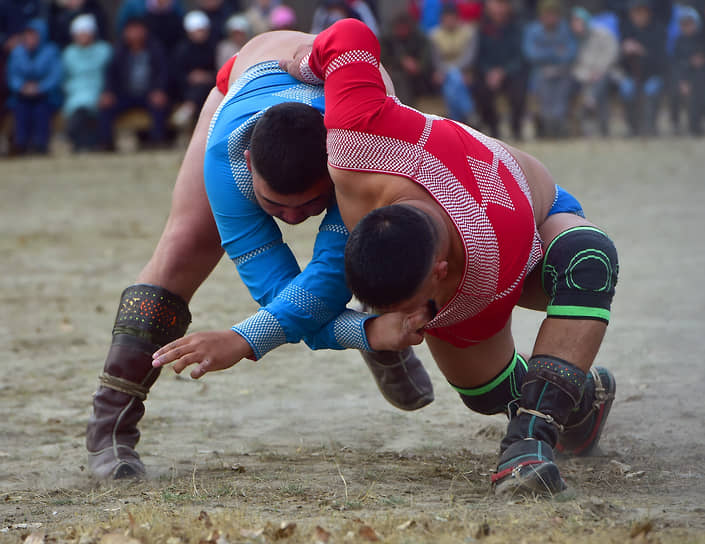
[379,11,433,106]
[169,10,216,128]
[672,7,705,136]
[617,0,667,135]
[98,17,170,150]
[6,19,62,155]
[195,0,239,43]
[473,0,527,139]
[47,0,109,48]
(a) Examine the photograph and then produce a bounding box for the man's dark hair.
[249,102,328,195]
[345,205,438,308]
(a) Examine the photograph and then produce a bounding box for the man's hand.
[364,308,431,352]
[152,329,255,379]
[99,91,116,108]
[21,82,39,96]
[486,68,505,91]
[400,55,420,75]
[278,41,314,82]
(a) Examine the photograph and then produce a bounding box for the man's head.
[183,10,211,43]
[246,102,332,225]
[485,0,513,24]
[570,7,591,37]
[678,7,701,36]
[122,17,148,50]
[345,205,448,312]
[628,0,651,27]
[440,4,460,31]
[539,0,562,29]
[70,14,97,46]
[225,14,250,45]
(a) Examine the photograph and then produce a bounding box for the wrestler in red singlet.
[300,20,543,347]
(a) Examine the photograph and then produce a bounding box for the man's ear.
[433,260,449,282]
[244,149,252,172]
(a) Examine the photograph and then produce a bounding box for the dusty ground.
[1,138,705,543]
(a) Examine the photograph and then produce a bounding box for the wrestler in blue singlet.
[204,61,372,360]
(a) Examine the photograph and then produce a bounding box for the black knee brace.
[542,226,619,323]
[451,352,528,416]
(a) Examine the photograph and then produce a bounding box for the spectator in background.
[6,19,62,155]
[617,0,667,136]
[523,0,577,138]
[347,0,380,35]
[170,11,216,128]
[473,0,526,139]
[379,12,433,106]
[409,0,483,32]
[246,0,279,35]
[61,14,111,152]
[216,14,250,68]
[116,0,184,34]
[672,7,705,136]
[143,0,184,53]
[430,4,477,122]
[99,17,169,150]
[196,0,238,43]
[48,0,109,48]
[269,4,297,30]
[570,6,619,136]
[311,1,360,34]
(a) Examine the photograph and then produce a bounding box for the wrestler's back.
[229,31,315,87]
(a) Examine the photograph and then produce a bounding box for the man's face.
[74,30,95,46]
[123,22,147,48]
[188,27,210,43]
[680,19,697,36]
[249,157,333,225]
[629,6,651,28]
[540,10,560,29]
[486,0,512,23]
[23,29,40,51]
[571,16,586,36]
[440,12,459,31]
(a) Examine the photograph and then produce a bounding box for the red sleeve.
[306,19,390,132]
[216,54,238,94]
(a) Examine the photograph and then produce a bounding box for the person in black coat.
[195,0,239,43]
[47,0,109,48]
[473,0,528,139]
[672,7,705,135]
[98,17,170,149]
[143,0,185,53]
[617,0,667,135]
[169,10,216,127]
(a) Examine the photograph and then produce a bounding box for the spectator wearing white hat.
[216,14,250,68]
[61,13,112,151]
[170,10,216,127]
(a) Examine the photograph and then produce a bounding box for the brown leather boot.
[86,285,191,479]
[360,347,434,411]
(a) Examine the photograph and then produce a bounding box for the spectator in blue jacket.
[523,0,577,138]
[6,19,62,155]
[473,0,527,139]
[61,14,112,151]
[98,17,170,150]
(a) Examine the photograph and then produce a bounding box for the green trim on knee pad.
[450,352,528,415]
[542,226,618,324]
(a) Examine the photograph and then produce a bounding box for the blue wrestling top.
[204,61,371,359]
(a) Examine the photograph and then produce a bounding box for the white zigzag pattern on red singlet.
[327,109,543,328]
[325,50,379,79]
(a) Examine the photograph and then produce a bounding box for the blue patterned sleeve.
[204,133,372,360]
[232,206,374,359]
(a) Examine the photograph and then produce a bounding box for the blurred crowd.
[1,0,704,156]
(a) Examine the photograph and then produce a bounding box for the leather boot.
[86,285,191,479]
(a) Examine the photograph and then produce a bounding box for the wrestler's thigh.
[518,212,598,311]
[425,319,516,389]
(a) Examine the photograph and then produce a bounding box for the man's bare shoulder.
[229,31,316,86]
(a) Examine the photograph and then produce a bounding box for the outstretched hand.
[278,42,313,82]
[152,330,254,379]
[364,308,432,352]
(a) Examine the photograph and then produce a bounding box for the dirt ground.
[2,138,705,543]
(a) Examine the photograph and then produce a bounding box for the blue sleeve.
[7,49,25,92]
[38,45,62,94]
[204,141,372,359]
[522,23,542,63]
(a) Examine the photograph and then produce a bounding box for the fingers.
[153,339,188,368]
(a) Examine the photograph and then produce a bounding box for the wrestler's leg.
[494,213,619,496]
[86,88,225,480]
